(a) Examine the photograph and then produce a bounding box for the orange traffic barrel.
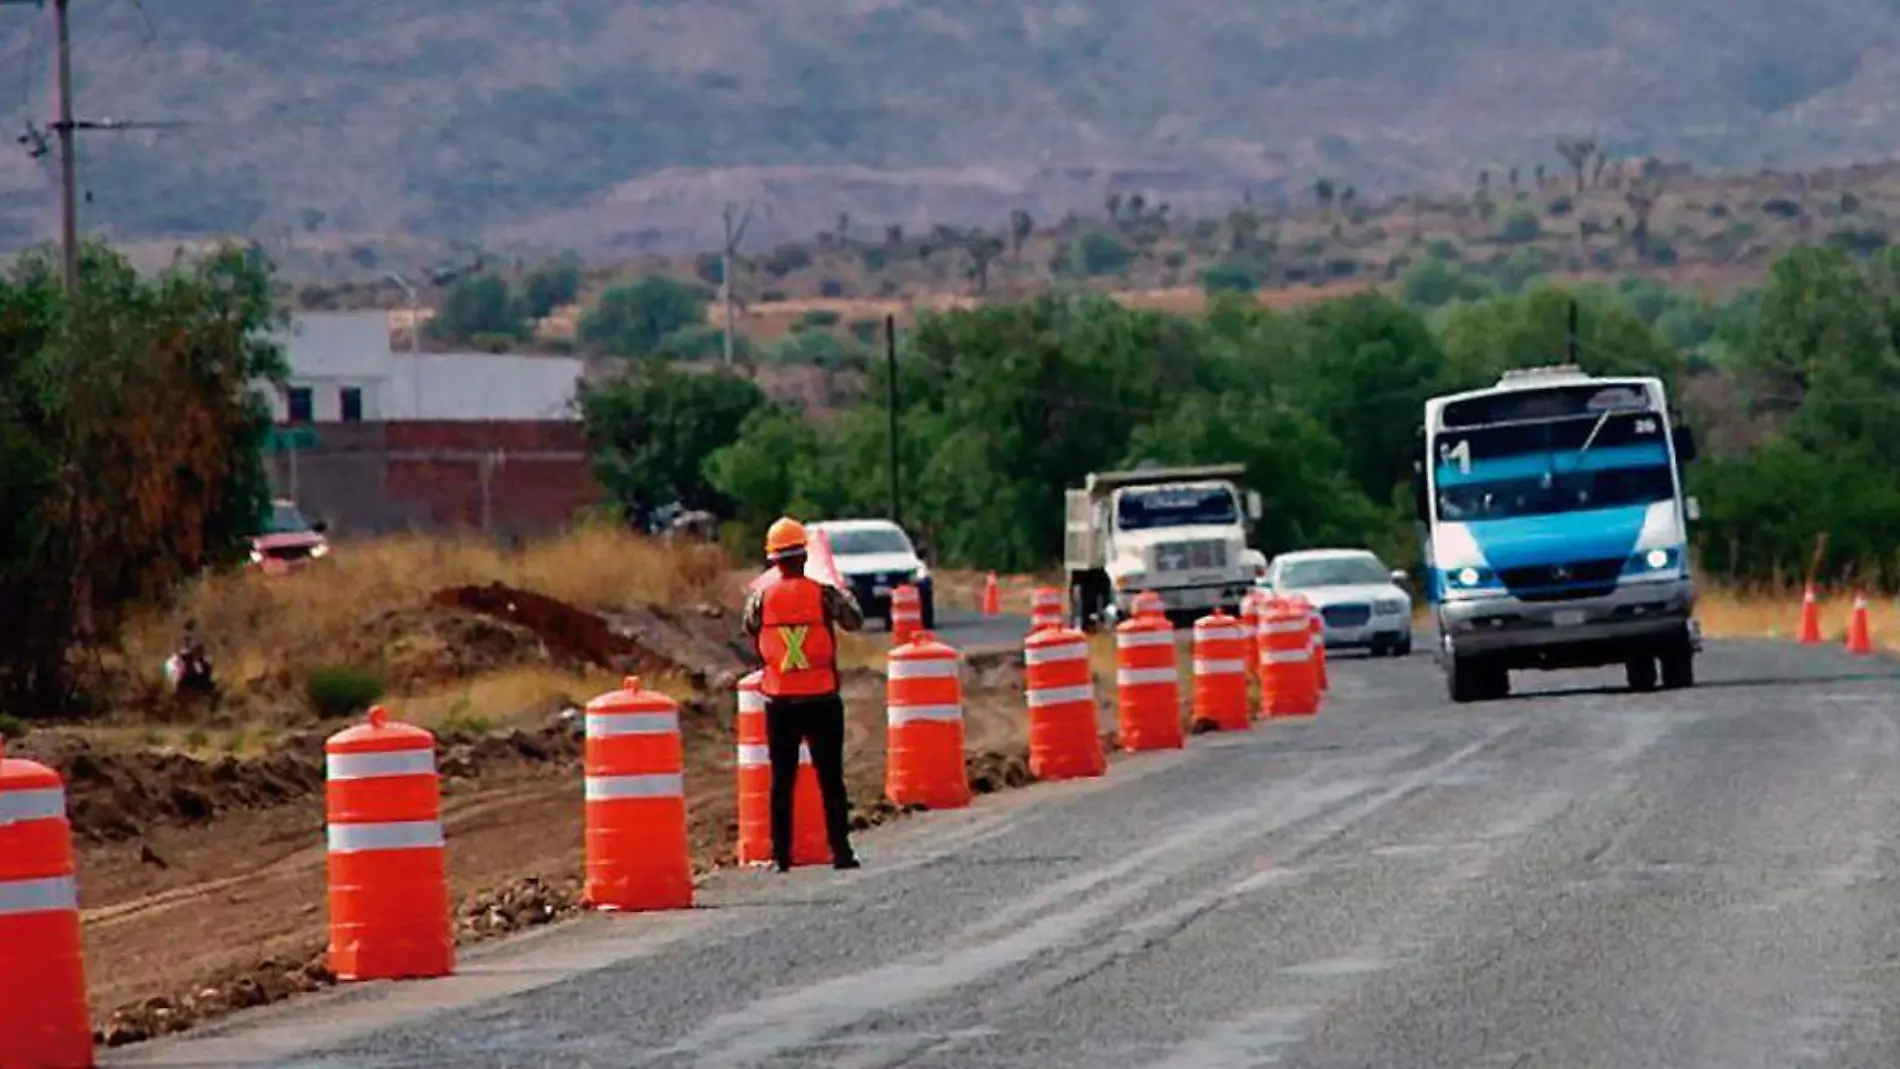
[1133,590,1166,618]
[1305,605,1329,692]
[1797,583,1822,644]
[1239,589,1267,679]
[981,573,1001,615]
[0,738,93,1069]
[1191,609,1251,732]
[1029,586,1064,632]
[1024,625,1106,779]
[885,631,972,809]
[1259,598,1319,717]
[1115,608,1184,750]
[735,671,829,866]
[325,706,453,981]
[891,583,923,643]
[584,676,693,911]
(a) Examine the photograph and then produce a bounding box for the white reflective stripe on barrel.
[886,657,959,679]
[1027,684,1094,707]
[1263,648,1311,664]
[736,743,812,767]
[325,749,435,781]
[1196,626,1246,641]
[1193,658,1247,675]
[1117,630,1175,648]
[1024,642,1088,665]
[738,690,764,713]
[1117,667,1178,686]
[584,773,686,800]
[887,704,963,725]
[326,820,445,853]
[0,786,66,825]
[586,711,679,737]
[0,875,77,916]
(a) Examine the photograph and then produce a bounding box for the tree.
[577,275,711,358]
[429,274,526,343]
[520,255,583,320]
[1625,180,1660,258]
[577,361,766,526]
[1314,178,1337,219]
[964,231,1006,294]
[1556,136,1597,194]
[1,240,287,714]
[1009,210,1035,260]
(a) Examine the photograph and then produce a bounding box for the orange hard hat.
[765,516,807,557]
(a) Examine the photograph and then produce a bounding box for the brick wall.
[268,421,605,536]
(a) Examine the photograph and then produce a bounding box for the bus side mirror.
[1411,468,1428,521]
[1673,424,1698,464]
[1245,490,1263,521]
[1684,496,1701,522]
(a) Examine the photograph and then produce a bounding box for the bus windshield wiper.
[1576,410,1612,459]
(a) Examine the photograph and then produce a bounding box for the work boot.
[773,856,792,874]
[832,849,861,871]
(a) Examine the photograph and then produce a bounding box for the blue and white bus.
[1410,365,1701,703]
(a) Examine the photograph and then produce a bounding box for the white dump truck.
[1063,463,1267,629]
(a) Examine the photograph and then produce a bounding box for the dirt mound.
[13,711,619,844]
[434,583,667,675]
[433,583,755,691]
[966,748,1035,795]
[15,732,329,843]
[606,604,756,692]
[374,606,551,691]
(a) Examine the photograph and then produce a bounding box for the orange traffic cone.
[1846,593,1874,655]
[1797,584,1822,644]
[981,573,1001,616]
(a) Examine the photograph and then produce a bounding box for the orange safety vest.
[758,576,839,697]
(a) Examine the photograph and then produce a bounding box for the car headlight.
[310,543,329,558]
[1374,597,1406,615]
[249,548,264,564]
[911,562,928,581]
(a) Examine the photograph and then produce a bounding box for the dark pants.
[764,692,855,865]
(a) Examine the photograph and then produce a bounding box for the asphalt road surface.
[118,639,1900,1069]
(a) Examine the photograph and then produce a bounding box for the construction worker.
[742,516,865,872]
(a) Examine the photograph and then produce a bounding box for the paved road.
[924,606,1029,653]
[118,640,1900,1069]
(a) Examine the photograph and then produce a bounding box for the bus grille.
[1498,558,1623,601]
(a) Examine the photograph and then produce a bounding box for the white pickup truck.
[1063,463,1267,629]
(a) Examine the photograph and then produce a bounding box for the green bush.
[305,666,387,720]
[0,713,27,740]
[1199,262,1258,294]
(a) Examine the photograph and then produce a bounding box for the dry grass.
[113,527,740,725]
[1697,585,1897,651]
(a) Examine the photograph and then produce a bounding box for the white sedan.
[1262,548,1413,657]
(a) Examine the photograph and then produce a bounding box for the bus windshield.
[1432,410,1677,522]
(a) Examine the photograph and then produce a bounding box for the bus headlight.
[1625,547,1680,576]
[1446,566,1495,590]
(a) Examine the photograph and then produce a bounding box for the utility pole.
[6,0,187,303]
[885,314,900,526]
[1566,298,1580,364]
[720,201,754,365]
[51,0,75,295]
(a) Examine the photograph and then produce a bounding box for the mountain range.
[4,0,1900,259]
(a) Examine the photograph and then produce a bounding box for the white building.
[262,311,584,422]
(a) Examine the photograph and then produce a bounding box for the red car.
[249,498,330,573]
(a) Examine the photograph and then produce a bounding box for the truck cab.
[1065,464,1266,629]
